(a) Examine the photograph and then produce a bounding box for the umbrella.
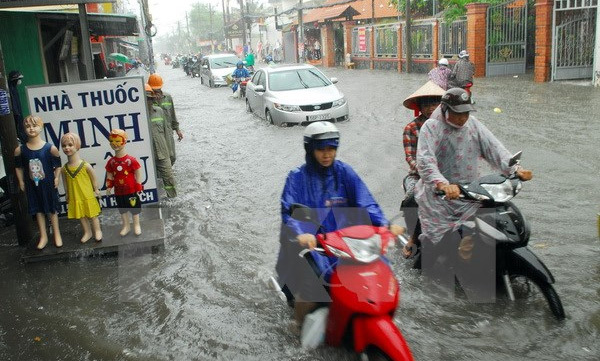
[108,52,129,63]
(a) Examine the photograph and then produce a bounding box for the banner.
[358,27,367,53]
[26,77,158,214]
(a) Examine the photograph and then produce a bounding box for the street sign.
[225,20,244,39]
[25,76,159,213]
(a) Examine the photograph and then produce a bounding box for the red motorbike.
[272,204,414,361]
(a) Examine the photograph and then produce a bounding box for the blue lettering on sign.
[33,92,74,113]
[44,113,144,148]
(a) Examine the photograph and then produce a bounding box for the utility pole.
[78,4,95,80]
[298,0,303,62]
[246,1,252,49]
[0,43,34,247]
[222,0,228,49]
[239,0,247,51]
[594,3,600,86]
[139,0,156,73]
[209,3,214,53]
[405,0,412,73]
[371,0,375,25]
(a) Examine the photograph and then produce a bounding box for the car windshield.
[210,57,239,69]
[268,69,331,91]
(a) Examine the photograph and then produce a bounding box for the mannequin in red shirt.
[105,129,143,236]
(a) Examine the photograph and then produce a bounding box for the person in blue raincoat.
[275,121,405,325]
[231,61,250,94]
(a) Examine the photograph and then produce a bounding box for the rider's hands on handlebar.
[516,168,533,181]
[437,182,461,200]
[297,233,317,250]
[388,224,406,236]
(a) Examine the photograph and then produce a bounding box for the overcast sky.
[140,0,259,36]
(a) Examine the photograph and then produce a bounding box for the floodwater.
[1,64,599,361]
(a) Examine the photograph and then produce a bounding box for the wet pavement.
[0,63,599,361]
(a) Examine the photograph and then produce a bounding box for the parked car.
[200,54,240,87]
[244,64,349,126]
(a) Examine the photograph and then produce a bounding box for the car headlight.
[480,179,514,202]
[273,103,301,112]
[342,234,382,263]
[332,97,346,107]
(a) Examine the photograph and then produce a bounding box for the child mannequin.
[60,133,103,243]
[105,129,143,236]
[14,115,63,249]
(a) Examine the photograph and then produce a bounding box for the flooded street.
[1,63,599,361]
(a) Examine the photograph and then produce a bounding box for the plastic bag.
[301,307,329,349]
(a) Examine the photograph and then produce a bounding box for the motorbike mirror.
[290,203,318,223]
[508,151,522,167]
[330,77,338,84]
[254,85,265,93]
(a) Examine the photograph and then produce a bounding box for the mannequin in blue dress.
[14,115,63,249]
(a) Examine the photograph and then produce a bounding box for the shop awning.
[303,5,360,24]
[36,11,138,36]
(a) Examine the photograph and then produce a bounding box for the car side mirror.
[330,77,338,84]
[254,85,265,93]
[508,151,522,167]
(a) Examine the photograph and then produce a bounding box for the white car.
[245,64,349,126]
[200,54,241,87]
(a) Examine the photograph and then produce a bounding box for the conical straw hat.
[403,80,446,111]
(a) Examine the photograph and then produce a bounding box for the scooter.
[399,152,565,320]
[0,176,14,228]
[271,204,414,361]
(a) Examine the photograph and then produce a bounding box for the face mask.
[17,80,22,85]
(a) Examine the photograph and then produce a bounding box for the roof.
[261,63,317,72]
[303,0,399,23]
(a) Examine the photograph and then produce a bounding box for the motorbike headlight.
[273,103,301,112]
[480,179,514,202]
[342,234,382,263]
[332,97,346,107]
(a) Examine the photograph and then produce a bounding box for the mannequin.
[14,115,62,249]
[104,129,143,236]
[60,132,103,243]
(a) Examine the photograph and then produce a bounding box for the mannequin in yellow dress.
[60,133,102,243]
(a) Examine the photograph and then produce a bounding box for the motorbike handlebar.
[298,247,326,258]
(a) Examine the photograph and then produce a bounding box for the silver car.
[200,54,240,87]
[245,64,349,126]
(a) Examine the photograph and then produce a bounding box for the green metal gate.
[552,0,598,81]
[486,0,528,76]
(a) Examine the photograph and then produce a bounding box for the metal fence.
[403,20,434,58]
[374,24,398,57]
[351,26,372,56]
[439,17,467,58]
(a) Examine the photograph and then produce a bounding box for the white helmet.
[303,121,340,144]
[438,58,449,66]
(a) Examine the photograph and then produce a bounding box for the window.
[268,69,331,91]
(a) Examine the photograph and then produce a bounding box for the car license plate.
[308,114,330,121]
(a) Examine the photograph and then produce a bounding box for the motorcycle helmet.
[438,58,449,66]
[440,88,475,113]
[304,121,340,169]
[236,61,244,68]
[304,121,340,149]
[148,73,163,90]
[458,50,469,59]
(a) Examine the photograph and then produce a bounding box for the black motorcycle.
[0,176,14,228]
[399,152,565,320]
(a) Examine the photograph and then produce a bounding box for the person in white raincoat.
[414,88,533,285]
